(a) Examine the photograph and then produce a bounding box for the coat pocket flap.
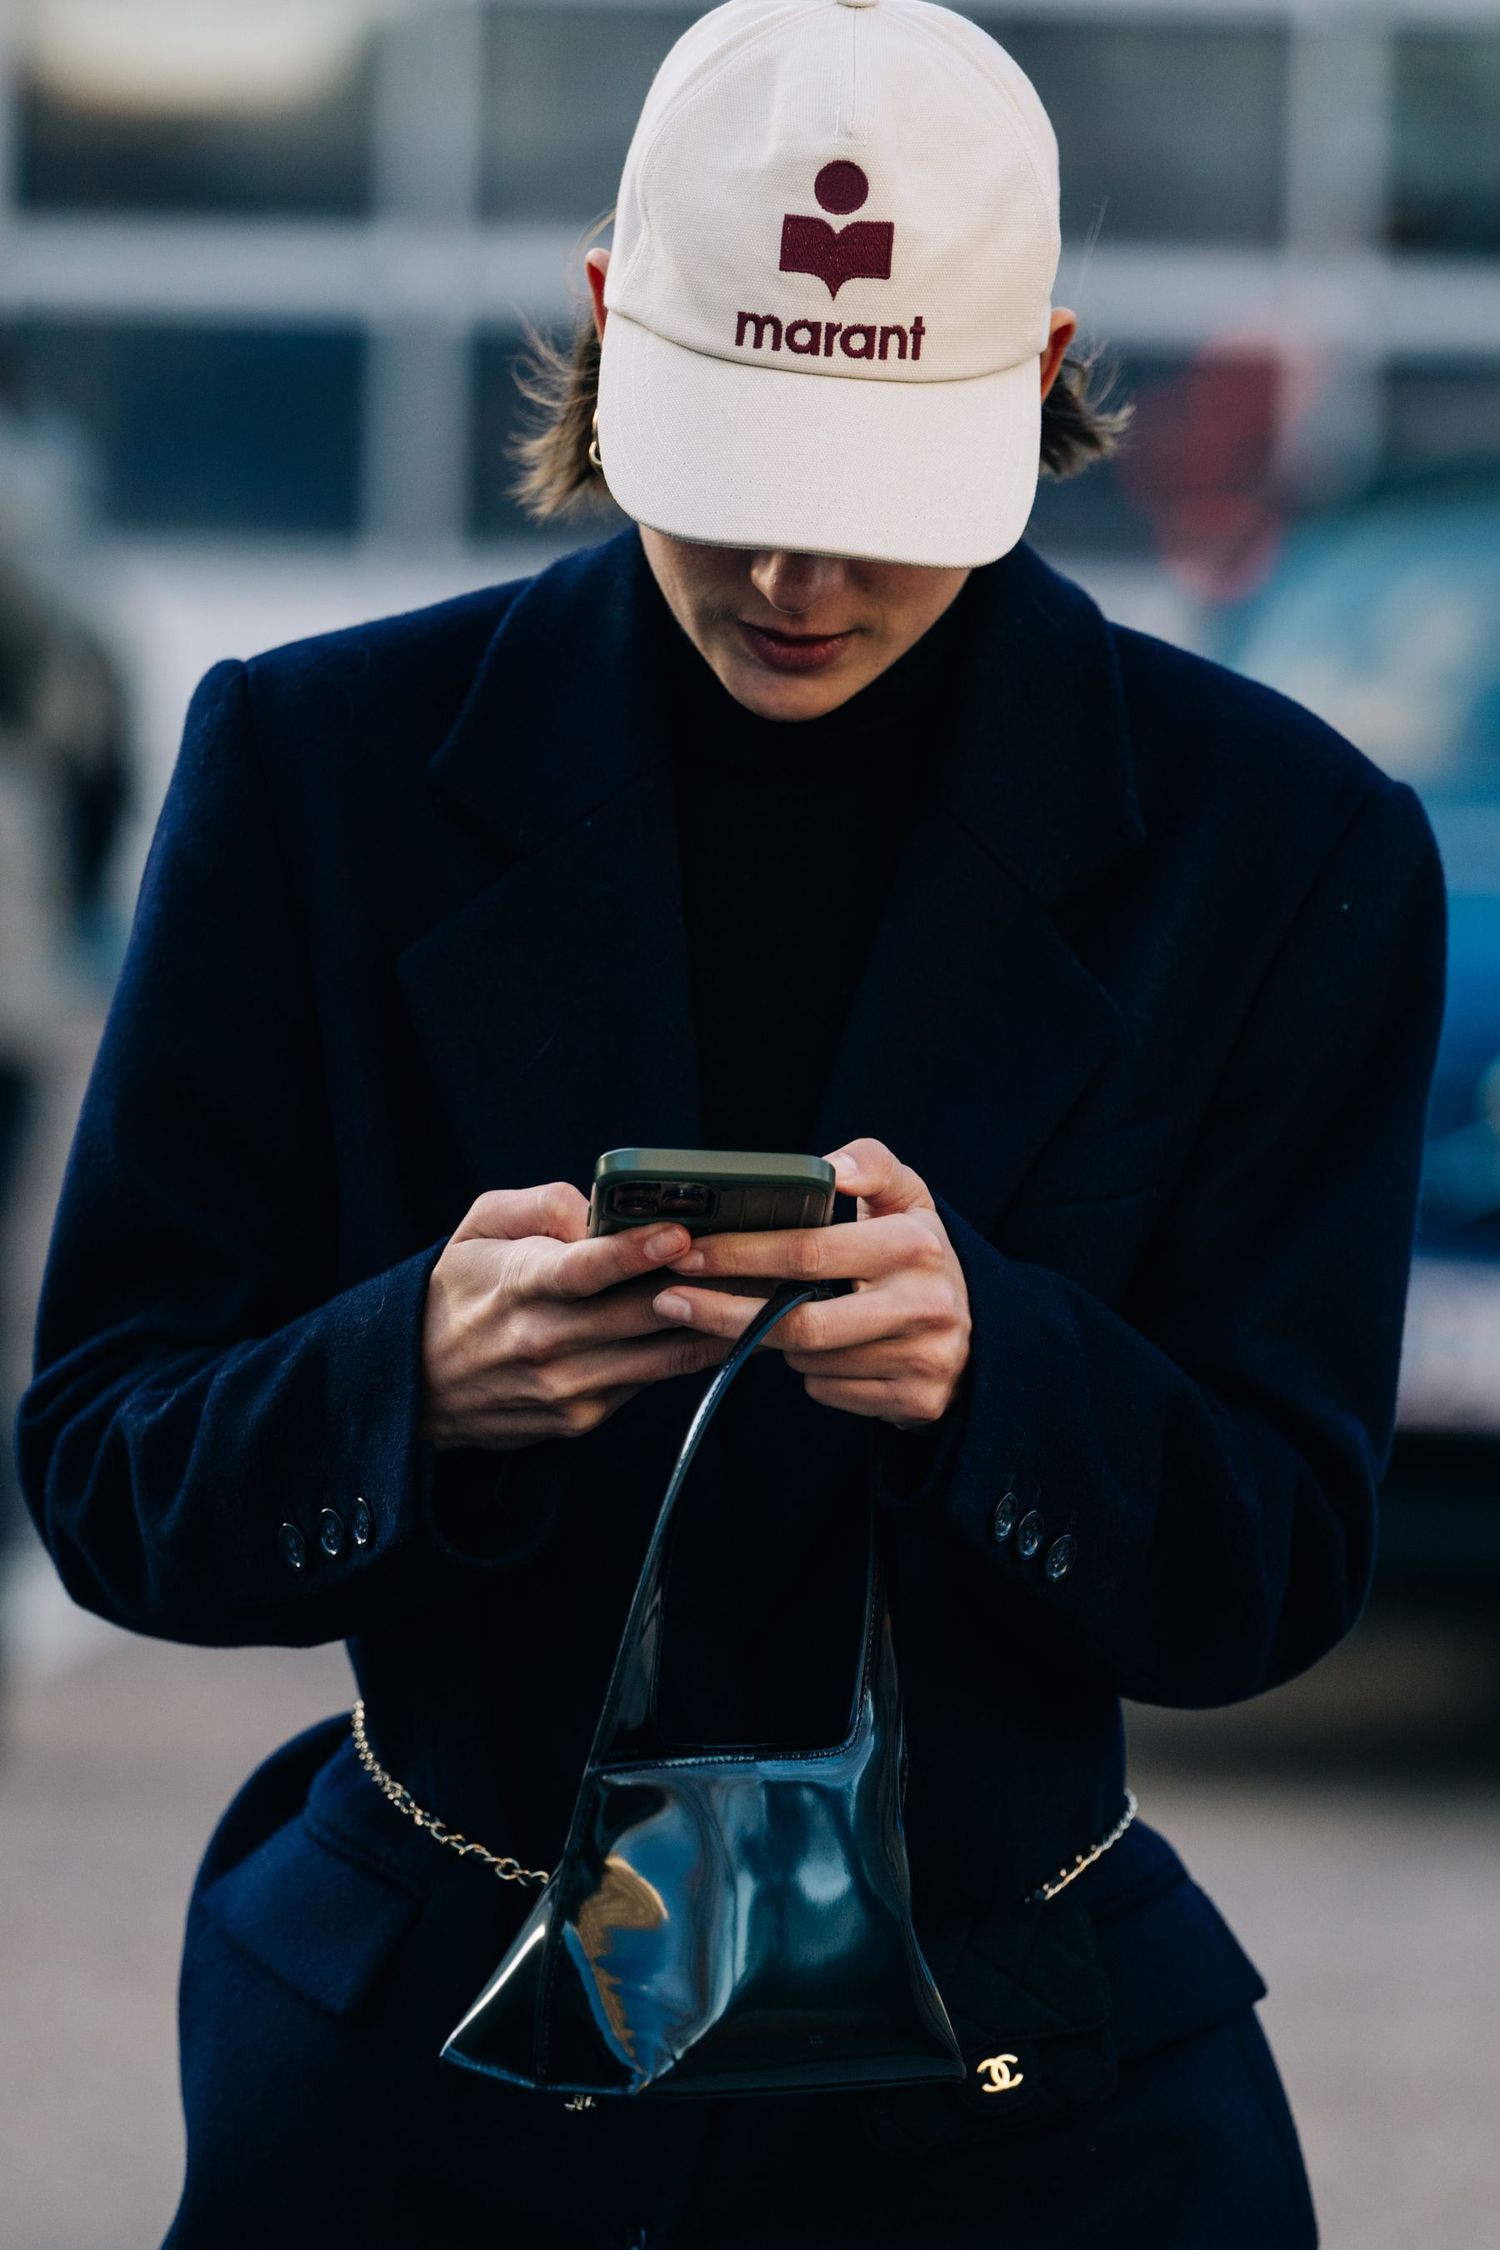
[859,1863,1271,2156]
[196,1813,426,2019]
[1095,1869,1269,2062]
[862,1897,1115,2152]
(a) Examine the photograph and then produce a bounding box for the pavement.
[2,1551,1498,2250]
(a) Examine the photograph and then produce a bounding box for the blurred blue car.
[1208,460,1500,1587]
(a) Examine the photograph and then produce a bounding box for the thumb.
[451,1181,590,1246]
[822,1138,935,1218]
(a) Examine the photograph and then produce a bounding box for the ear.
[585,248,610,344]
[1040,306,1078,402]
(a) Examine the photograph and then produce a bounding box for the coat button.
[351,1496,373,1547]
[1044,1534,1077,1581]
[1016,1510,1044,1560]
[278,1522,306,1571]
[991,1491,1019,1543]
[319,1508,346,1558]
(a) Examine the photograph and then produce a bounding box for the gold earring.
[588,407,603,472]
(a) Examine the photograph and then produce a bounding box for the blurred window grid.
[1384,360,1500,472]
[1388,27,1500,256]
[17,9,377,218]
[0,1,1494,543]
[9,320,366,534]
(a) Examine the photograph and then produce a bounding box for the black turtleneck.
[653,578,976,1155]
[641,574,979,1750]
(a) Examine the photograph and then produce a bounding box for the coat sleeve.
[12,656,564,1650]
[869,773,1448,1708]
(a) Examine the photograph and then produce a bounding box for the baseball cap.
[596,0,1062,569]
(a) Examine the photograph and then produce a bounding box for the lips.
[743,623,852,642]
[736,619,856,674]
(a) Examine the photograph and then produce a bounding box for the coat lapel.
[396,525,1148,1244]
[395,531,705,1209]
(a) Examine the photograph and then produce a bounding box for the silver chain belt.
[1023,1785,1140,1903]
[350,1700,1136,2115]
[350,1698,1138,1906]
[351,1696,553,1887]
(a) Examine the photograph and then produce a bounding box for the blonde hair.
[506,210,1135,526]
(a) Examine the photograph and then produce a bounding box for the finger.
[481,1351,728,1445]
[799,1371,936,1423]
[505,1264,734,1358]
[648,1283,777,1348]
[782,1325,968,1386]
[511,1324,737,1407]
[664,1208,943,1282]
[531,1216,699,1301]
[821,1138,936,1219]
[654,1265,940,1353]
[481,1380,650,1447]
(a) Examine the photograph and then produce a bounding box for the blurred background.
[1,0,1498,2242]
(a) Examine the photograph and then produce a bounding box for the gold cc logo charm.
[976,2053,1025,2094]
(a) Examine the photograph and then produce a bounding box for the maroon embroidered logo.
[779,161,893,298]
[737,160,925,363]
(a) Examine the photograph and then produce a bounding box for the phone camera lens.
[612,1187,660,1218]
[659,1182,711,1216]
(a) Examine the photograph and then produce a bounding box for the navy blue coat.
[14,524,1445,2244]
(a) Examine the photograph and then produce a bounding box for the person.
[13,4,1446,2246]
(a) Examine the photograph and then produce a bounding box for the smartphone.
[587,1147,837,1240]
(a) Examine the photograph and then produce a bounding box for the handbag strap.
[583,1275,884,1772]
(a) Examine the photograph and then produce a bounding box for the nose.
[748,550,850,618]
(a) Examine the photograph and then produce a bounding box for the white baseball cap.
[596,0,1062,569]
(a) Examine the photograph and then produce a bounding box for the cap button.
[836,1,879,9]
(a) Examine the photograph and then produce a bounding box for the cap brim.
[596,311,1041,570]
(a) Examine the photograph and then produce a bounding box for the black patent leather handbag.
[441,1275,966,2102]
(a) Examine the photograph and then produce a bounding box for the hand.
[419,1184,735,1451]
[650,1138,973,1431]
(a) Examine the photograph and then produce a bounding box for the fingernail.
[644,1227,686,1257]
[830,1155,854,1181]
[654,1292,692,1321]
[672,1248,706,1270]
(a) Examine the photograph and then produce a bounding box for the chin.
[741,683,846,722]
[719,653,862,723]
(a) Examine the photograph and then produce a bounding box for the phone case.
[588,1147,836,1237]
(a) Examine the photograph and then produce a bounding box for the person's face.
[637,532,971,723]
[585,248,1077,723]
